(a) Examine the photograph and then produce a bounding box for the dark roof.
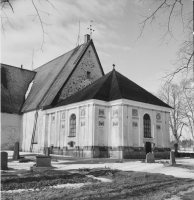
[1,64,36,114]
[51,69,171,109]
[21,39,104,112]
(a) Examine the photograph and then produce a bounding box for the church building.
[1,35,171,159]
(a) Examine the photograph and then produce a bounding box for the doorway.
[145,142,152,154]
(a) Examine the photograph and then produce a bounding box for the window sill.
[68,136,76,138]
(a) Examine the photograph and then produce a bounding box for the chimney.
[84,34,90,43]
[21,65,23,69]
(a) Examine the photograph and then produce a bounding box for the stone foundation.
[39,146,171,159]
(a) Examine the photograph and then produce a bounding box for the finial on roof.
[87,20,95,39]
[113,64,115,70]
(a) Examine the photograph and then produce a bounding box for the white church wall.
[59,45,103,101]
[123,105,128,147]
[127,106,133,146]
[1,113,22,150]
[94,105,107,146]
[22,110,38,152]
[111,105,121,147]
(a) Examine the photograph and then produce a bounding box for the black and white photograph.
[1,0,194,199]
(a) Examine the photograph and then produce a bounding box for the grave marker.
[170,151,176,165]
[36,156,51,167]
[13,142,20,160]
[1,152,8,170]
[146,152,155,163]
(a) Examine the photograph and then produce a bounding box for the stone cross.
[13,142,20,160]
[1,152,8,170]
[146,152,155,163]
[170,151,176,165]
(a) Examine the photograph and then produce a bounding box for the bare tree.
[137,0,193,81]
[1,0,59,50]
[181,78,194,139]
[157,83,186,144]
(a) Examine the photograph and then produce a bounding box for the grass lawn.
[1,168,194,200]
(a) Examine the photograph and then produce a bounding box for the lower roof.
[46,69,171,109]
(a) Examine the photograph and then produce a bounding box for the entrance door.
[99,147,108,158]
[145,142,152,154]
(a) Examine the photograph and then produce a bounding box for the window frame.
[143,114,151,138]
[69,114,76,137]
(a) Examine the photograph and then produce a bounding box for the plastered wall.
[59,45,103,101]
[1,113,22,150]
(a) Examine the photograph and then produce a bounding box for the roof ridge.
[93,71,113,99]
[34,43,87,71]
[108,70,122,101]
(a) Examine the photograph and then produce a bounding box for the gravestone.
[1,152,8,170]
[13,142,20,160]
[36,156,51,167]
[146,152,155,163]
[170,151,176,165]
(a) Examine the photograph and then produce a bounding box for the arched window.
[69,114,76,137]
[144,114,151,138]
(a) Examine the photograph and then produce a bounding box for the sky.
[1,0,192,94]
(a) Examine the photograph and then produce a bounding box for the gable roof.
[51,69,171,109]
[1,64,36,114]
[21,39,104,113]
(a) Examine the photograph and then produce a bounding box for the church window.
[87,71,91,78]
[69,114,76,137]
[68,141,75,148]
[144,114,151,138]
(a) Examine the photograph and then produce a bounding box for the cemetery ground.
[1,151,194,200]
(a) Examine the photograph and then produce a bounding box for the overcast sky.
[1,0,192,94]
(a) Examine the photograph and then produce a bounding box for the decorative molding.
[132,122,138,127]
[132,109,138,117]
[156,113,161,121]
[99,109,105,116]
[156,125,161,130]
[113,121,118,126]
[81,121,85,127]
[99,121,104,127]
[80,108,85,116]
[113,109,118,116]
[61,121,65,130]
[61,111,65,120]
